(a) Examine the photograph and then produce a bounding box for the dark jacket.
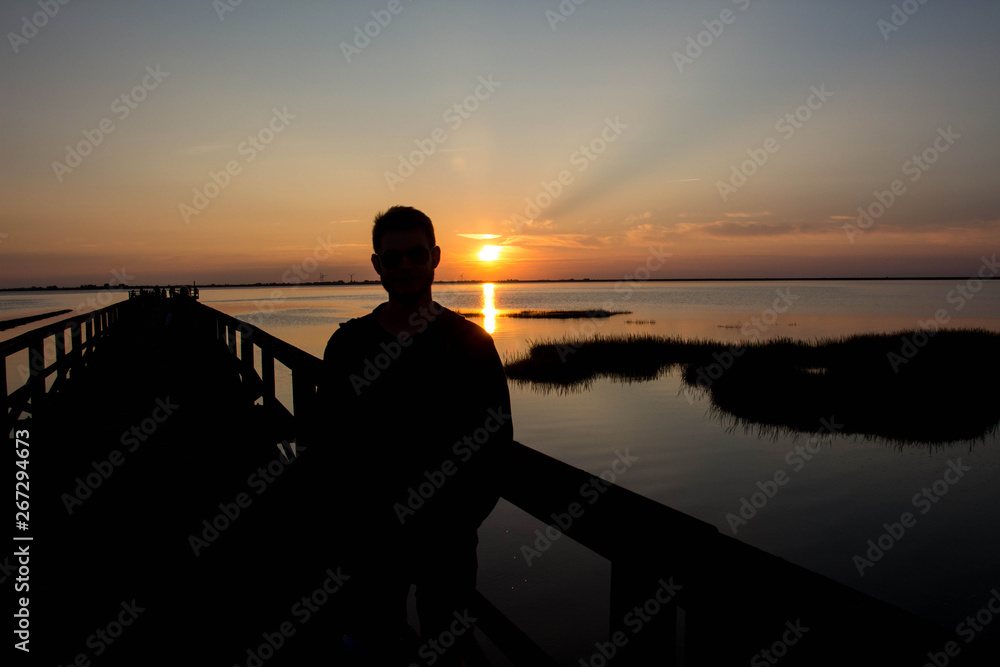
[310,303,513,545]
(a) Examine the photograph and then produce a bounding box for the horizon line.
[1,275,995,291]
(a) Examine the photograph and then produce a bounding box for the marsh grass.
[505,328,1000,445]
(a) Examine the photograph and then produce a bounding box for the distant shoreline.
[1,276,994,292]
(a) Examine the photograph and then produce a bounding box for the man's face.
[372,229,440,302]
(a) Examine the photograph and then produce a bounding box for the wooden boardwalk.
[6,295,997,665]
[13,297,324,663]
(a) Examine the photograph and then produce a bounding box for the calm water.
[4,280,999,663]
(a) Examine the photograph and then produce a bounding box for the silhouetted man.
[316,206,512,665]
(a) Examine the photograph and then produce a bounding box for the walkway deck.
[21,298,325,663]
[7,296,997,665]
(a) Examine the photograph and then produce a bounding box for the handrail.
[190,302,953,664]
[22,299,953,665]
[499,441,960,665]
[2,299,128,434]
[193,302,322,444]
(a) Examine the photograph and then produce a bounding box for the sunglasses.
[377,246,433,270]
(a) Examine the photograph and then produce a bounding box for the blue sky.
[2,0,998,285]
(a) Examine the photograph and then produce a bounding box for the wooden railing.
[11,299,953,665]
[192,302,954,665]
[194,302,321,448]
[2,300,128,435]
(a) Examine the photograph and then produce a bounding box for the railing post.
[240,328,255,392]
[0,301,130,429]
[84,315,94,363]
[27,338,45,418]
[71,322,83,375]
[55,328,67,382]
[262,348,276,410]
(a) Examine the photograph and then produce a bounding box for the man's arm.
[454,330,513,529]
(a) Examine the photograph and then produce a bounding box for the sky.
[1,0,998,287]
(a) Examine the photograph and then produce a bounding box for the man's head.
[371,206,440,303]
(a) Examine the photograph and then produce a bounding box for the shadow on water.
[504,329,1000,446]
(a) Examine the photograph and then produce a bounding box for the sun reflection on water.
[482,283,497,334]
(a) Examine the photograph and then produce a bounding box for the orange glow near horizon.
[482,283,497,334]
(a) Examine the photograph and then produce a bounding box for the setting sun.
[478,245,502,262]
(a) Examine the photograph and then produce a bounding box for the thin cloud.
[624,224,673,245]
[437,146,484,153]
[624,211,653,224]
[674,220,838,239]
[379,146,482,157]
[176,144,228,155]
[504,234,612,249]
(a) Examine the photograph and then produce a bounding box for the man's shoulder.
[433,306,497,353]
[323,312,378,360]
[338,311,377,332]
[434,305,475,330]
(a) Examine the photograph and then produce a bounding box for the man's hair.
[372,206,436,253]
